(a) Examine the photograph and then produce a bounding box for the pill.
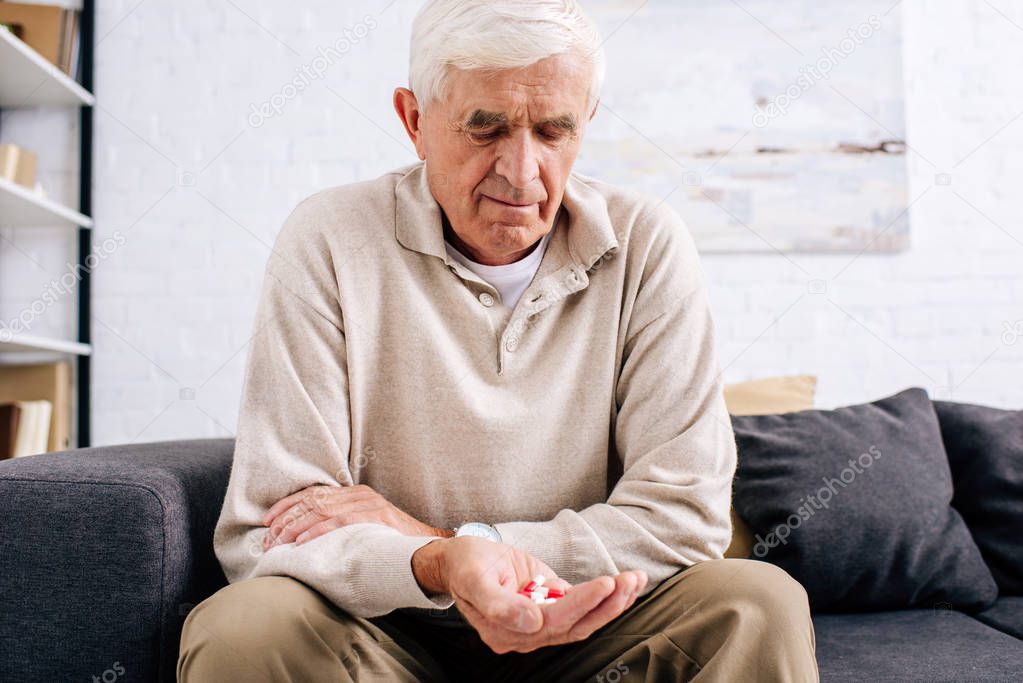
[520,574,562,603]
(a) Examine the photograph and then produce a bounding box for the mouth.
[483,194,537,209]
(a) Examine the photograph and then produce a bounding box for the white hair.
[409,0,606,114]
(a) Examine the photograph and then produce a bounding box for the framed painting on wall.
[576,0,909,253]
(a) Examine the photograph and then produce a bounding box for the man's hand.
[261,484,451,549]
[412,537,648,654]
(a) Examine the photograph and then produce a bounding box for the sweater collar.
[394,161,619,271]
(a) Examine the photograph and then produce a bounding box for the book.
[57,4,77,75]
[0,403,21,459]
[0,2,79,76]
[12,399,52,457]
[1,21,23,38]
[0,361,71,452]
[0,143,39,189]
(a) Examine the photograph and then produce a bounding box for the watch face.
[457,522,500,542]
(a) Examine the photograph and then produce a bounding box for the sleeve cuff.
[345,533,455,613]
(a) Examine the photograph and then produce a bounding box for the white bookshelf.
[0,333,91,356]
[0,177,92,228]
[0,28,93,108]
[0,4,94,447]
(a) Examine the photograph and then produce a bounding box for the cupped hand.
[434,537,648,654]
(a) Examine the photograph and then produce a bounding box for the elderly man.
[178,1,817,681]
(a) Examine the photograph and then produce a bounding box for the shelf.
[1,0,94,448]
[0,177,92,228]
[0,27,94,108]
[0,333,91,356]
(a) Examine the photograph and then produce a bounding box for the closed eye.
[466,126,569,144]
[468,128,504,143]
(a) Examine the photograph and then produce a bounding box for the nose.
[494,127,540,192]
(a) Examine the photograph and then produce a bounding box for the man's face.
[409,53,595,265]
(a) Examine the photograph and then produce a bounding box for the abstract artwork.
[575,0,909,252]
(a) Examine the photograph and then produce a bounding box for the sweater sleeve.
[493,201,737,596]
[212,199,454,617]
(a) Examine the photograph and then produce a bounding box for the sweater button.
[505,337,519,352]
[478,292,495,307]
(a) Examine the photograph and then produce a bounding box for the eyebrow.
[463,109,578,133]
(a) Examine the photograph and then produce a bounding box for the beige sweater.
[213,160,737,618]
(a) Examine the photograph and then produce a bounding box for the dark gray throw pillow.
[933,399,1023,595]
[731,387,998,613]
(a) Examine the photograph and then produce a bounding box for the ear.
[393,88,427,160]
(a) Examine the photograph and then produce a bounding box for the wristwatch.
[453,521,502,543]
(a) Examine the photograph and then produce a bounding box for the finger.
[266,491,376,539]
[526,560,568,590]
[295,517,343,545]
[543,576,572,594]
[522,561,570,594]
[264,499,315,545]
[265,492,326,533]
[271,502,388,548]
[634,569,649,595]
[488,591,544,634]
[263,485,376,527]
[269,508,321,546]
[449,547,545,633]
[460,578,543,634]
[540,575,616,630]
[263,488,317,526]
[321,497,404,532]
[566,571,644,641]
[456,596,535,654]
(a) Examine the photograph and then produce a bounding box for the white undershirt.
[444,216,558,310]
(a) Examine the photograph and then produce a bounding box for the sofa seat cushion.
[813,609,1023,682]
[974,597,1023,640]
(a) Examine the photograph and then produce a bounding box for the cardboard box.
[0,2,65,70]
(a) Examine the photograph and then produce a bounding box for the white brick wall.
[3,0,1020,445]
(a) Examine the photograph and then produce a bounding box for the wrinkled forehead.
[440,55,593,125]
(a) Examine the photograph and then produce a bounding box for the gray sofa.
[2,438,1021,682]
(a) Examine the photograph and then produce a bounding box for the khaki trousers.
[178,558,818,682]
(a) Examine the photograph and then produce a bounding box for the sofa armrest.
[0,438,234,683]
